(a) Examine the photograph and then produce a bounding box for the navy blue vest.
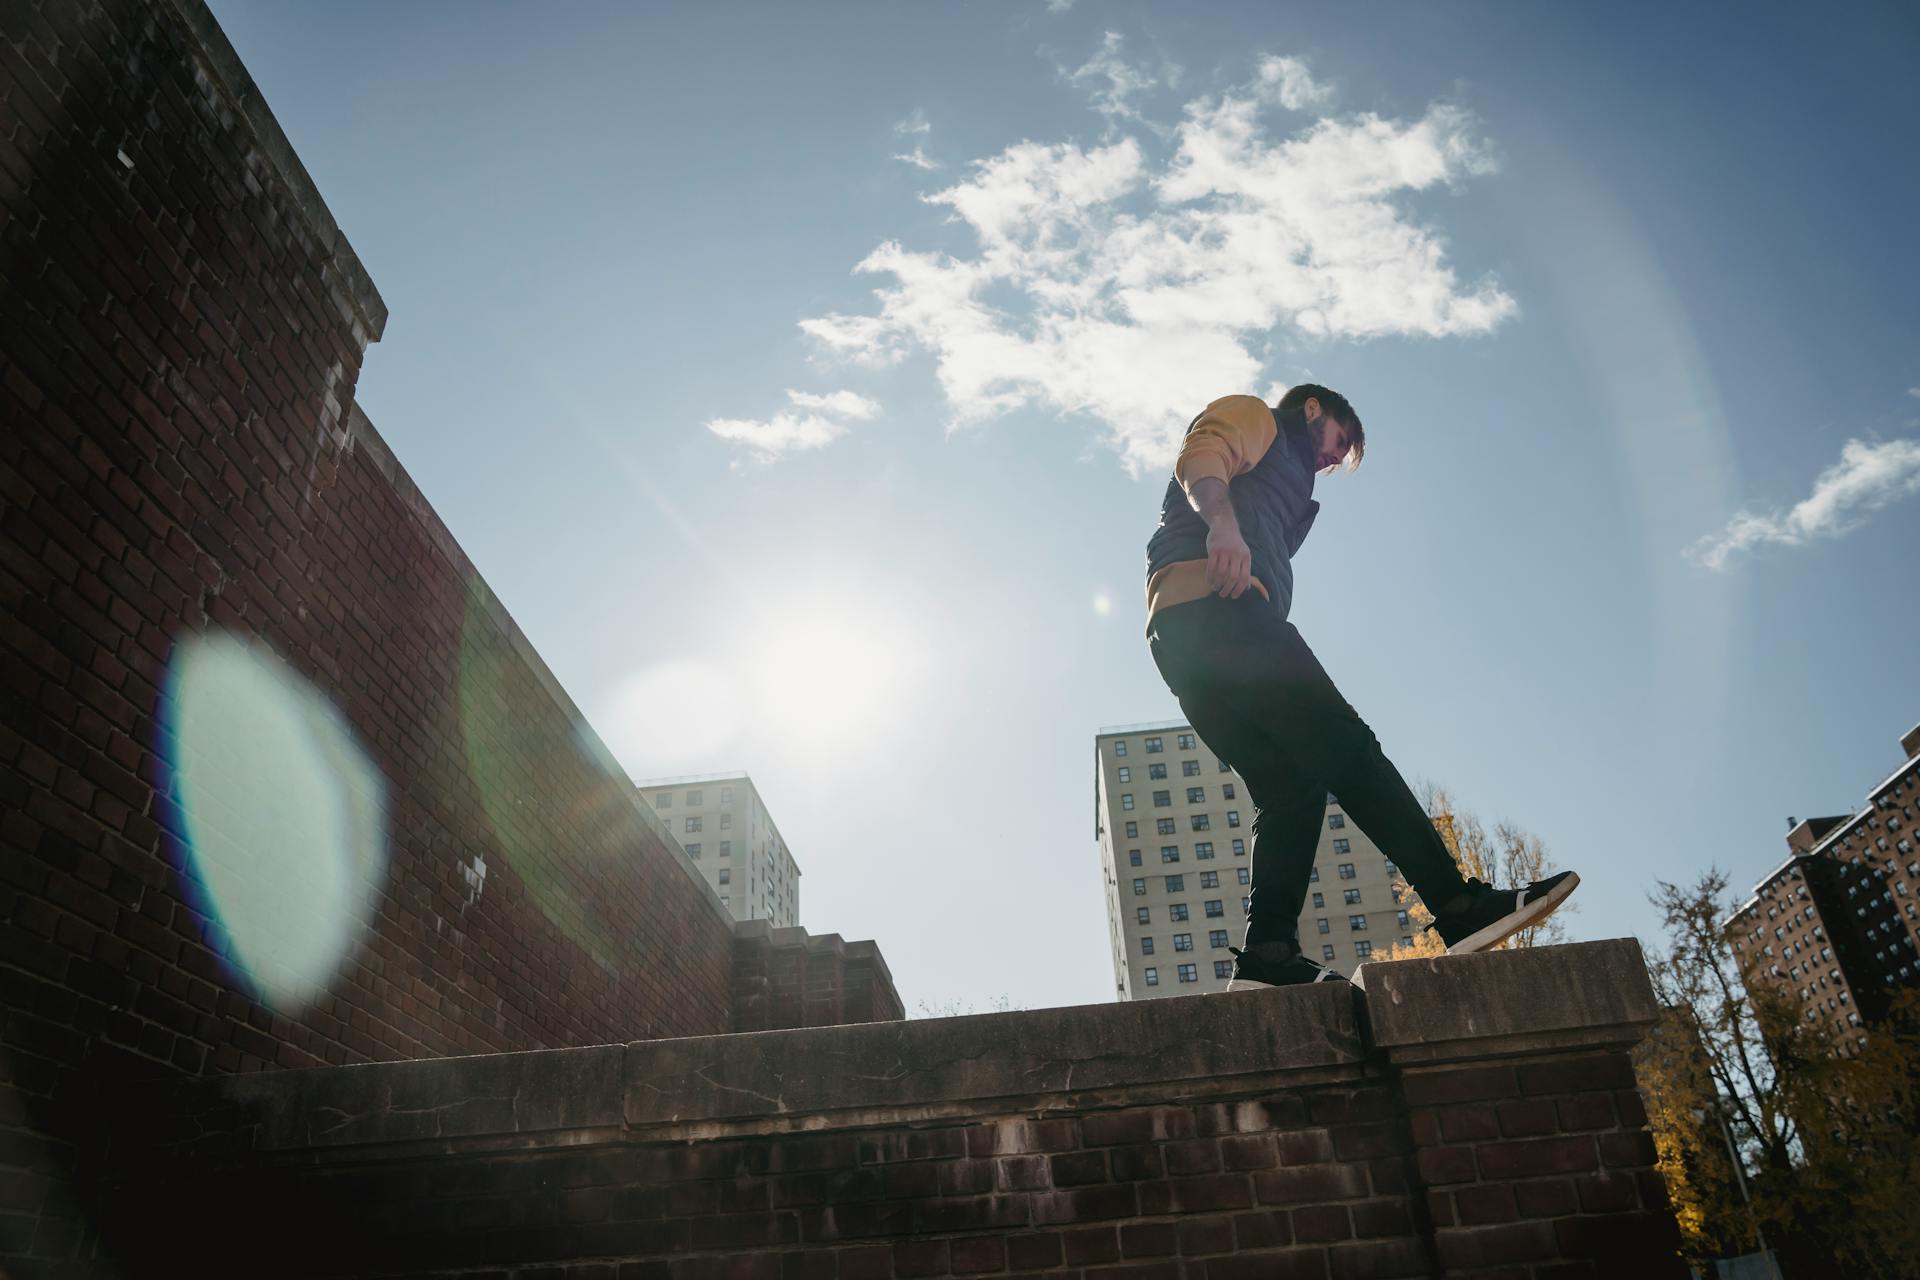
[1145,405,1321,620]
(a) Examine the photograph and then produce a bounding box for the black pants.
[1147,592,1468,949]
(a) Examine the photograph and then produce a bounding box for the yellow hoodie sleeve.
[1172,395,1278,495]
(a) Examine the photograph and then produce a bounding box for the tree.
[1639,868,1920,1277]
[1379,780,1576,961]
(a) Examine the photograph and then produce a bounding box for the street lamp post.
[1691,1103,1768,1259]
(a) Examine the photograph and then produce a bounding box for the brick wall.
[0,2,896,1271]
[103,939,1685,1279]
[734,921,906,1033]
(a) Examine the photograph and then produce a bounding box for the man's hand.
[1205,520,1253,598]
[1189,476,1252,598]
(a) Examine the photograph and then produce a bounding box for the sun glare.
[748,610,920,747]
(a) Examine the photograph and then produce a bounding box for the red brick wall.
[0,0,787,1265]
[109,1042,1682,1278]
[734,924,906,1033]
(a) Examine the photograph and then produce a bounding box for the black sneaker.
[1426,871,1580,954]
[1226,938,1351,990]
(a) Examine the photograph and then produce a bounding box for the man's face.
[1309,405,1353,474]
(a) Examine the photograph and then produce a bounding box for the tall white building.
[1094,720,1431,999]
[634,772,801,927]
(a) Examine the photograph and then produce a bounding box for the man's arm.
[1173,395,1274,601]
[1189,476,1253,599]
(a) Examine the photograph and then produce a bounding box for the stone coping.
[184,940,1657,1163]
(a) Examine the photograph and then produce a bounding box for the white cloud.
[1254,55,1332,111]
[777,45,1514,476]
[891,109,940,170]
[1908,386,1920,398]
[1685,436,1920,570]
[1046,0,1074,13]
[705,389,883,463]
[1064,32,1165,127]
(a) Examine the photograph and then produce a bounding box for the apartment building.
[1094,720,1429,1000]
[634,772,801,927]
[1726,720,1920,1054]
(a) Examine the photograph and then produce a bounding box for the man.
[1144,385,1578,988]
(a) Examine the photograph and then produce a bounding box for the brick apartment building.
[1726,721,1920,1053]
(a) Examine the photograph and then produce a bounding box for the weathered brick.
[1291,1202,1353,1243]
[1452,1182,1517,1226]
[1254,1161,1372,1204]
[1475,1135,1598,1180]
[1064,1224,1120,1264]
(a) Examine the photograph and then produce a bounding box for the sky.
[207,0,1920,1016]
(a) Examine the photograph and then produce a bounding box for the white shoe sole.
[1225,966,1346,992]
[1444,872,1580,955]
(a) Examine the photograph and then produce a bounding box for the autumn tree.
[1639,868,1920,1277]
[1379,780,1576,961]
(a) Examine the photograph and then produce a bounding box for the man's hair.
[1276,383,1365,471]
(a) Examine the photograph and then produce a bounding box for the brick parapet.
[733,921,904,1034]
[102,940,1686,1278]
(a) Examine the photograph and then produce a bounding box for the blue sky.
[209,1,1920,1014]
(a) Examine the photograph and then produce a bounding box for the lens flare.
[160,633,388,1012]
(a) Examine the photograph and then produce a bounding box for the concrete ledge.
[1361,937,1659,1065]
[627,981,1364,1137]
[194,980,1364,1157]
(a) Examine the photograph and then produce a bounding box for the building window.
[1322,945,1336,961]
[718,869,731,884]
[1191,814,1211,831]
[1144,967,1157,985]
[1397,910,1410,927]
[1209,929,1229,948]
[721,787,733,803]
[1174,933,1194,951]
[1401,936,1413,948]
[1223,783,1236,800]
[688,789,704,806]
[1344,888,1362,905]
[1169,903,1189,922]
[1178,733,1195,750]
[1153,791,1171,808]
[1205,899,1223,917]
[1161,846,1181,864]
[1121,794,1134,810]
[1183,759,1201,777]
[1137,907,1150,924]
[1149,763,1168,781]
[1218,760,1231,773]
[1165,875,1185,892]
[1187,787,1206,804]
[1312,892,1324,908]
[720,841,731,857]
[686,843,702,858]
[719,812,731,829]
[1145,737,1164,753]
[1157,818,1177,835]
[1328,814,1345,829]
[1128,849,1142,866]
[1232,839,1245,856]
[686,816,703,833]
[1177,963,1197,983]
[1226,811,1240,827]
[1133,878,1147,896]
[1354,941,1373,959]
[1114,740,1128,757]
[1348,914,1367,931]
[656,793,672,808]
[1333,838,1350,854]
[1338,863,1356,880]
[1124,822,1138,839]
[1140,937,1155,955]
[1309,866,1320,882]
[1117,766,1131,783]
[1237,868,1250,885]
[1194,841,1215,860]
[1317,918,1330,934]
[1200,871,1219,888]
[1214,960,1233,978]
